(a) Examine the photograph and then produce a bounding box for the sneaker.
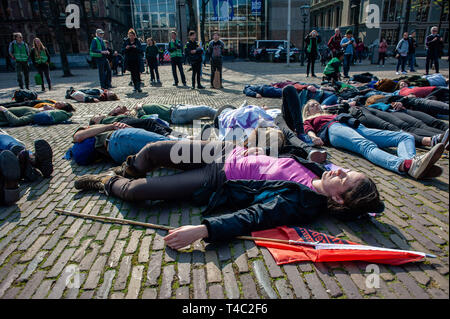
[137,88,143,93]
[402,71,407,74]
[183,83,188,87]
[408,143,445,179]
[307,150,327,163]
[0,150,21,205]
[421,165,443,179]
[33,140,53,178]
[198,85,205,89]
[157,80,162,84]
[17,150,41,182]
[74,173,114,192]
[173,83,178,86]
[396,72,400,75]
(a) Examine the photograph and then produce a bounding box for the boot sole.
[416,144,445,179]
[34,140,53,177]
[421,165,443,179]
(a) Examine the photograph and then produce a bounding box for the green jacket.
[324,57,342,75]
[168,40,183,58]
[0,107,71,126]
[136,104,171,123]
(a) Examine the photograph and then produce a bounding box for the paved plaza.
[0,58,448,299]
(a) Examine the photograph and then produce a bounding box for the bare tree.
[185,0,197,33]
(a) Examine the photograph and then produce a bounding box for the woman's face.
[308,101,322,115]
[399,81,408,89]
[129,33,136,41]
[320,169,366,202]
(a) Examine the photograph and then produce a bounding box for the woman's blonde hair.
[32,38,45,53]
[243,127,285,152]
[302,99,327,121]
[128,28,136,36]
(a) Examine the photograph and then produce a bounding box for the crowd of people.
[1,26,448,251]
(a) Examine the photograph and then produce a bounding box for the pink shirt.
[224,147,318,190]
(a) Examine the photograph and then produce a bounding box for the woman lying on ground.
[396,80,449,103]
[0,105,73,127]
[89,103,217,126]
[281,85,445,179]
[67,122,179,165]
[206,102,327,163]
[65,87,119,103]
[74,137,383,248]
[0,99,76,112]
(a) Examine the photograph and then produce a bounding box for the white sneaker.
[408,143,445,179]
[396,72,400,75]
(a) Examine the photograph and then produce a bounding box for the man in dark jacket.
[425,26,444,75]
[327,28,342,57]
[185,31,205,89]
[407,31,417,72]
[208,32,225,88]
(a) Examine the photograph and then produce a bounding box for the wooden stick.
[55,209,312,246]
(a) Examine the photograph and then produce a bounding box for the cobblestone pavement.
[0,58,448,299]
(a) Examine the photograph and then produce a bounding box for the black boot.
[74,173,114,192]
[113,156,146,178]
[0,150,21,206]
[33,140,53,178]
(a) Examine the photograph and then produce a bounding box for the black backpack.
[13,89,38,102]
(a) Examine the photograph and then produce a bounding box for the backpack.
[13,89,38,102]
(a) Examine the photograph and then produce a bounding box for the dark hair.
[189,31,196,36]
[327,177,383,221]
[336,51,344,58]
[61,102,75,112]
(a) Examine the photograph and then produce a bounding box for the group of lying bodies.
[1,78,448,250]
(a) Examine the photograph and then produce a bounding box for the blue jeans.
[328,123,416,173]
[407,53,416,71]
[95,58,111,89]
[170,105,217,124]
[343,54,352,77]
[107,128,170,163]
[322,94,339,106]
[0,132,25,152]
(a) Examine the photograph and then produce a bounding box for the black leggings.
[306,53,317,76]
[405,97,449,116]
[191,62,202,87]
[378,52,386,65]
[425,87,449,103]
[147,57,160,81]
[105,140,230,202]
[36,63,51,89]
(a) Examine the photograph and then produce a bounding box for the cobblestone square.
[0,59,448,299]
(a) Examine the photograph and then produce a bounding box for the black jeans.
[306,53,317,76]
[105,140,230,202]
[36,63,51,90]
[426,49,439,74]
[127,59,141,89]
[191,62,202,87]
[147,57,160,81]
[171,57,186,85]
[405,97,449,116]
[210,60,222,87]
[15,61,29,89]
[378,52,386,65]
[281,85,305,134]
[396,55,407,72]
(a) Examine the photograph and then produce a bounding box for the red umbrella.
[251,226,435,266]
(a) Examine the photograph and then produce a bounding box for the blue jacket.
[243,85,282,98]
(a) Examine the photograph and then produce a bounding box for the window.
[382,0,403,22]
[150,0,157,12]
[151,13,159,27]
[160,13,167,27]
[381,28,398,45]
[416,29,426,45]
[169,13,175,28]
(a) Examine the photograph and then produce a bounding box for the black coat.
[185,40,203,64]
[193,155,328,243]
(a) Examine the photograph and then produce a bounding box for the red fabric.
[303,115,337,134]
[399,86,436,98]
[252,226,426,265]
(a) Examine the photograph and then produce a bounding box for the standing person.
[112,51,124,75]
[122,29,143,93]
[355,38,365,63]
[378,37,387,67]
[90,29,111,90]
[304,30,321,78]
[395,32,409,75]
[9,32,30,89]
[327,28,342,58]
[145,38,161,85]
[168,31,187,87]
[185,31,205,90]
[103,40,114,87]
[30,38,51,92]
[208,32,225,89]
[425,26,443,75]
[407,31,417,72]
[340,29,356,79]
